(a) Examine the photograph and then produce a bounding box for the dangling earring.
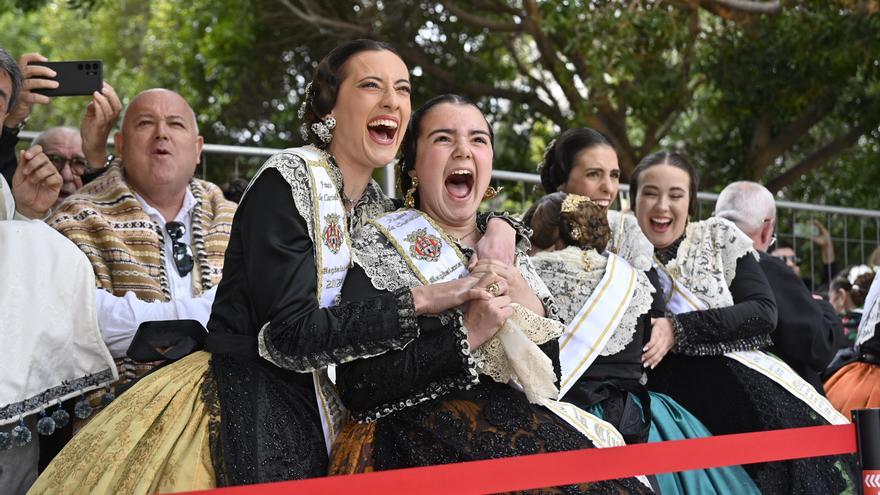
[405,177,419,208]
[311,115,336,144]
[483,186,503,201]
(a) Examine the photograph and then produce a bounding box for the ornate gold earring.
[405,177,420,208]
[483,186,503,201]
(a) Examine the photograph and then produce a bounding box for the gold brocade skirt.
[329,420,378,474]
[28,351,216,495]
[824,361,880,419]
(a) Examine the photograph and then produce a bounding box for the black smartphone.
[27,60,103,97]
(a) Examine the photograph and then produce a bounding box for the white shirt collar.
[133,187,197,225]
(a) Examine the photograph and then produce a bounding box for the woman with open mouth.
[526,191,760,494]
[31,41,522,494]
[632,151,857,494]
[328,94,652,494]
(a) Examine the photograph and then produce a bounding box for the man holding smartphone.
[1,52,122,210]
[0,48,61,220]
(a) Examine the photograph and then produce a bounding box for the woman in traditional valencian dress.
[526,192,760,495]
[30,41,522,494]
[329,94,652,494]
[825,272,880,417]
[630,151,857,495]
[538,128,654,271]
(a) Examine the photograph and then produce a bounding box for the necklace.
[452,226,479,245]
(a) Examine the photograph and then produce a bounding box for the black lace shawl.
[649,236,858,495]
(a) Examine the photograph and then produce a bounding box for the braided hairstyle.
[299,39,401,147]
[538,127,614,194]
[524,192,611,252]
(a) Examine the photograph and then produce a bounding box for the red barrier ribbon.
[177,424,855,495]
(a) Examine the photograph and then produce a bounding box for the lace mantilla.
[246,147,394,249]
[606,210,654,271]
[476,304,564,385]
[350,216,563,416]
[662,217,756,310]
[532,246,654,356]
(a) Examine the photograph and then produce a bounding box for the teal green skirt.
[588,391,760,494]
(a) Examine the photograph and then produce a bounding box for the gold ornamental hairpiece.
[561,193,595,213]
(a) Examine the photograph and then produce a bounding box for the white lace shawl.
[664,217,757,310]
[351,219,563,382]
[531,246,655,356]
[246,146,393,249]
[606,210,654,271]
[857,273,880,346]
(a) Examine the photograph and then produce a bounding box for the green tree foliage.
[1,0,878,208]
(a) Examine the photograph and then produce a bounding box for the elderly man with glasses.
[47,88,236,421]
[714,181,845,394]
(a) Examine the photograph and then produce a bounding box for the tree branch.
[277,0,370,35]
[765,121,877,192]
[442,2,523,32]
[397,46,566,123]
[749,93,839,178]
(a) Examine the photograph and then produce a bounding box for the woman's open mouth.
[649,217,673,233]
[445,169,474,201]
[367,118,399,145]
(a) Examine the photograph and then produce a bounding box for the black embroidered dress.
[647,218,857,495]
[327,217,652,494]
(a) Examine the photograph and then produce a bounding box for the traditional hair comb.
[561,193,596,213]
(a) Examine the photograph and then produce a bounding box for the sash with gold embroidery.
[286,146,352,455]
[655,266,849,425]
[558,253,638,397]
[372,209,651,488]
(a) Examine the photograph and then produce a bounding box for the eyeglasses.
[165,221,194,277]
[774,254,801,266]
[45,153,89,175]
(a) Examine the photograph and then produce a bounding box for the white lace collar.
[532,246,654,356]
[661,217,756,310]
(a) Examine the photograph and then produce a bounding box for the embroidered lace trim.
[607,210,654,272]
[355,312,479,423]
[532,246,654,356]
[257,288,420,371]
[664,217,757,310]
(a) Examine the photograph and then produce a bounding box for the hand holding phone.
[27,60,103,97]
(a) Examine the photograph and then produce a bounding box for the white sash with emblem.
[372,209,650,487]
[558,253,638,397]
[287,147,352,455]
[655,266,848,425]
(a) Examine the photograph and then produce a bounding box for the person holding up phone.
[1,52,122,206]
[0,48,62,220]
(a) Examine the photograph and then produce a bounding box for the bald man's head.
[114,88,204,203]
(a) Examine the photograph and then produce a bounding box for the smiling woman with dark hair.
[31,41,521,494]
[328,95,651,494]
[632,150,858,495]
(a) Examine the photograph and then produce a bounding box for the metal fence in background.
[21,132,880,290]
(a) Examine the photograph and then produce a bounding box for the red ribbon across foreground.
[177,424,855,495]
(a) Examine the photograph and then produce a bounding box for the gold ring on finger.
[486,282,500,297]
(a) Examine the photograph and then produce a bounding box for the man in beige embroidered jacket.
[47,89,236,387]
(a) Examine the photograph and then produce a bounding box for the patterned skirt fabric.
[825,361,880,418]
[330,380,652,494]
[649,354,858,495]
[29,352,215,494]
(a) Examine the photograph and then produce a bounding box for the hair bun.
[559,194,611,252]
